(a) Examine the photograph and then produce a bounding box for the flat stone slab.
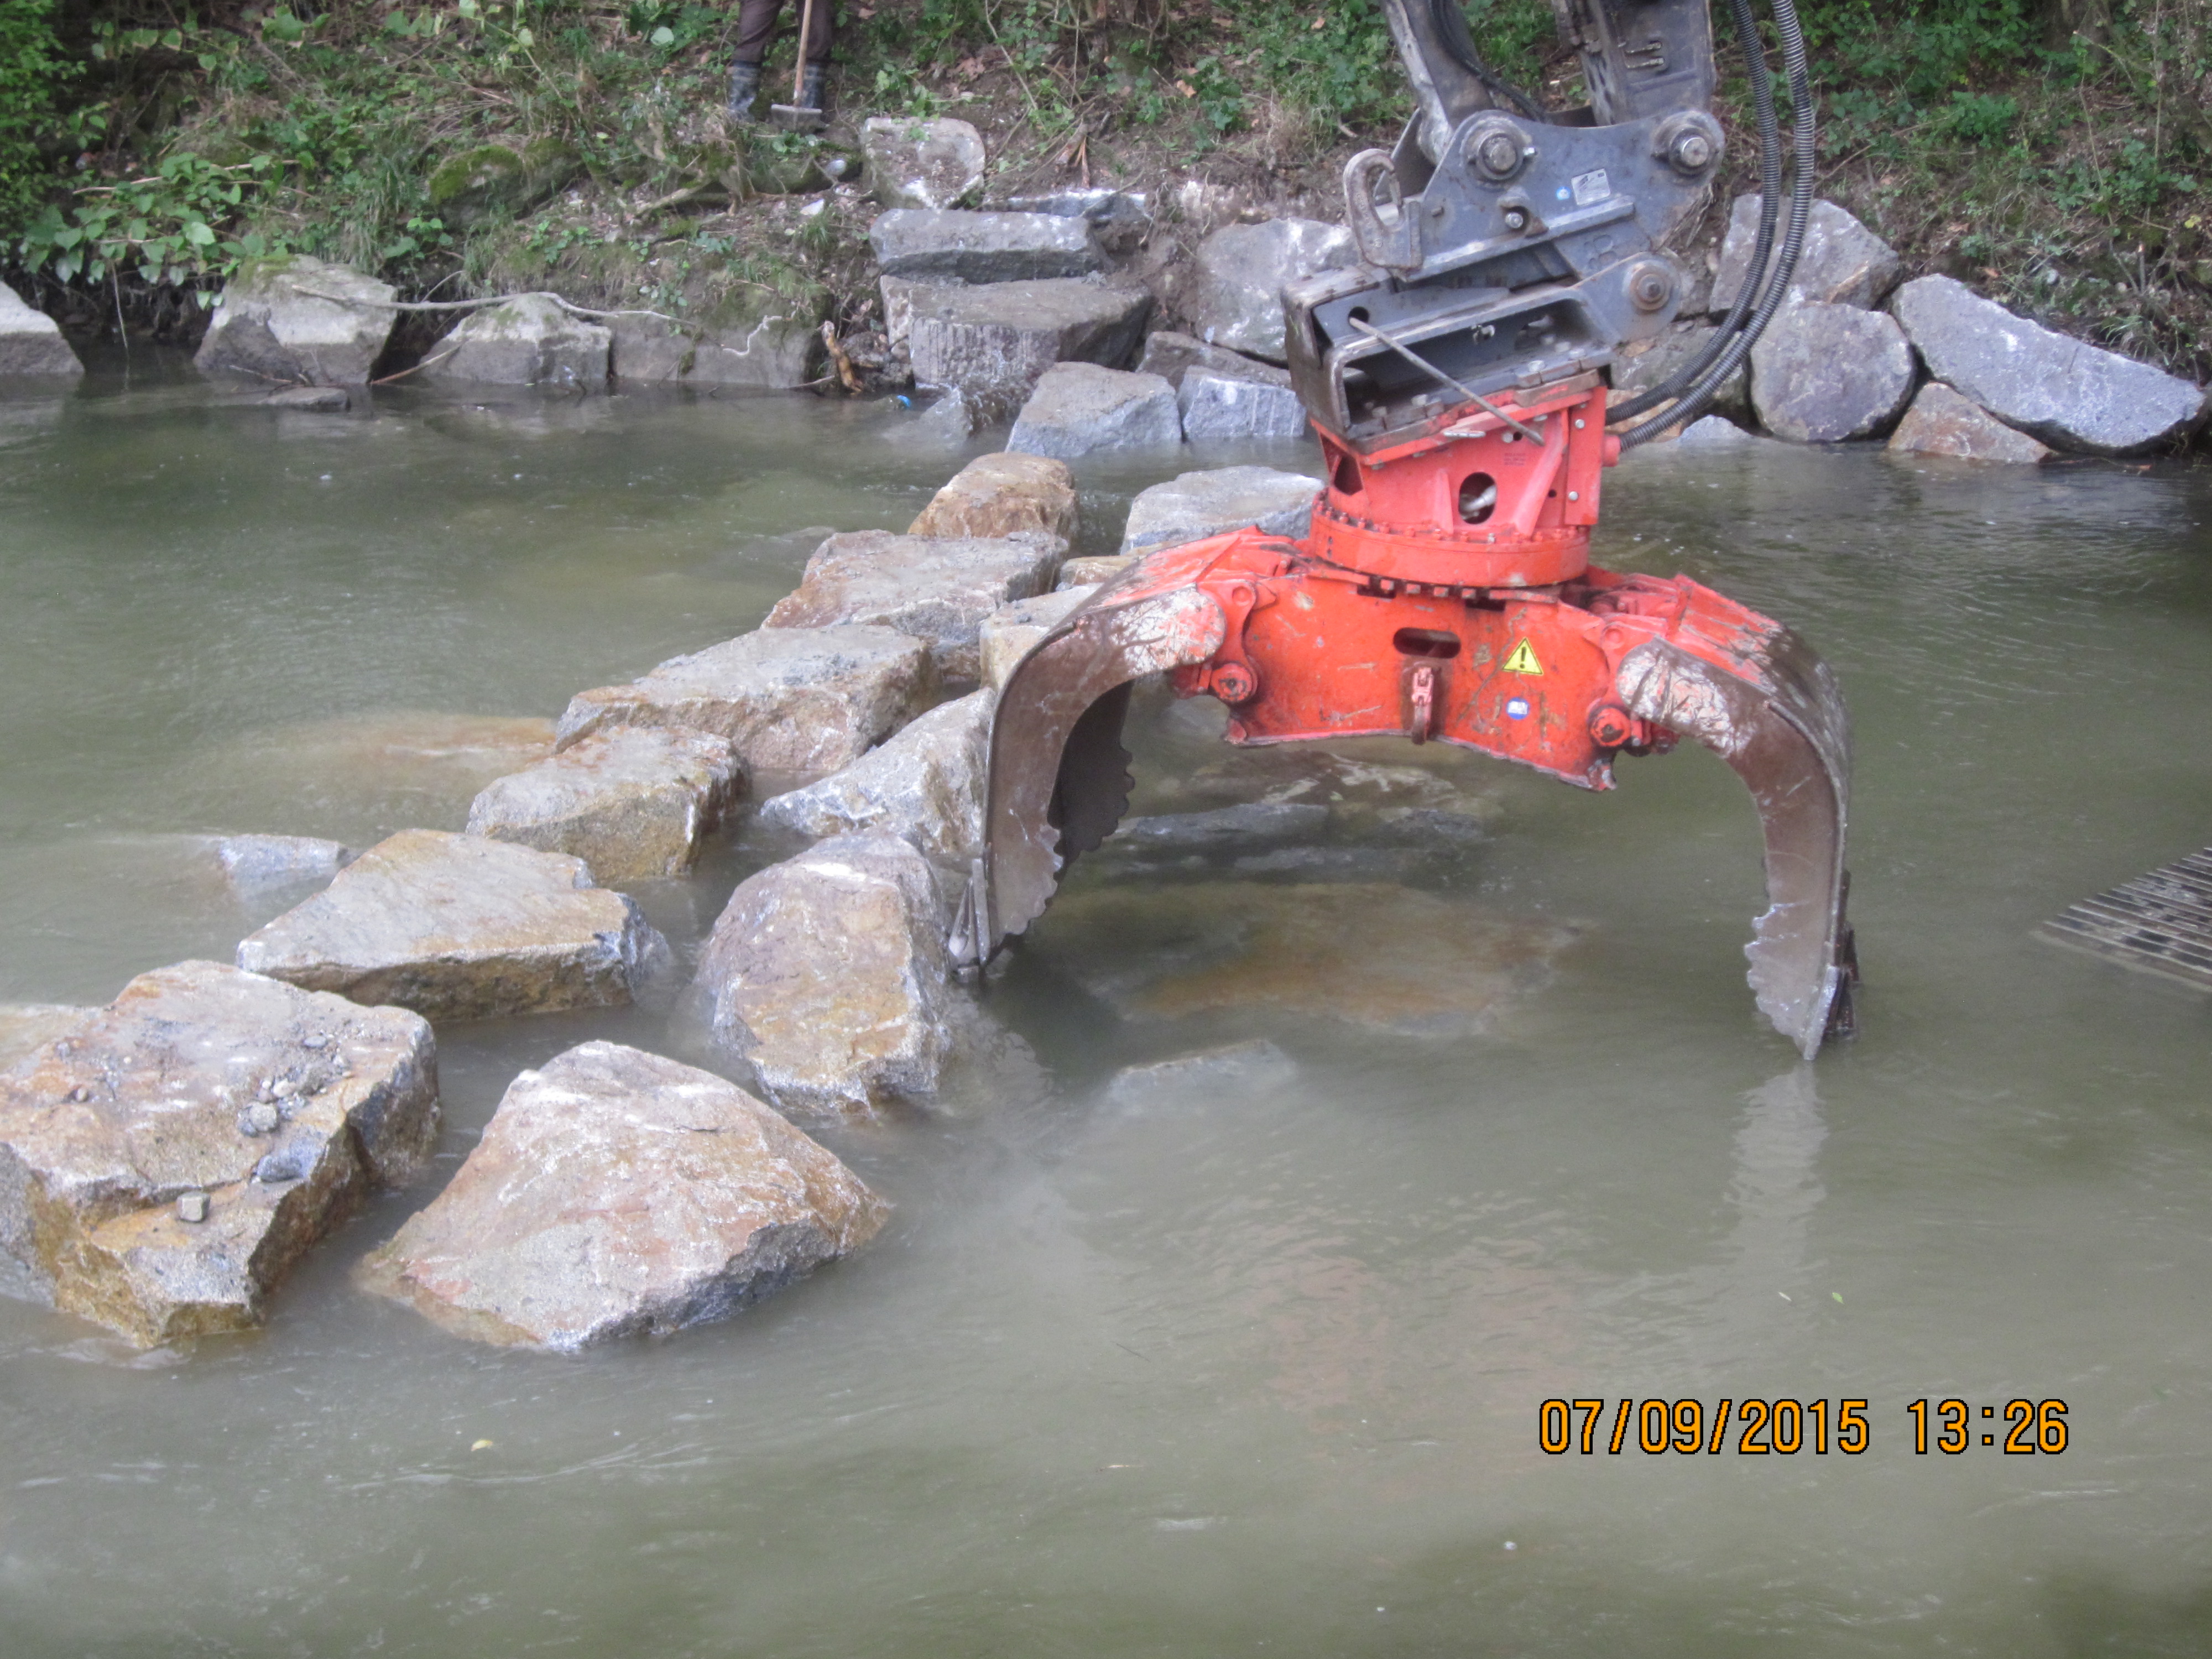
[764,531,1063,680]
[906,279,1152,417]
[357,1040,886,1350]
[236,829,669,1021]
[909,451,1079,545]
[1179,370,1308,440]
[1750,301,1916,444]
[1188,218,1356,363]
[869,210,1106,283]
[1887,380,2051,465]
[1120,465,1319,555]
[758,688,995,858]
[862,115,986,210]
[1891,274,2206,455]
[1712,195,1902,312]
[1137,330,1292,390]
[195,255,397,387]
[0,283,83,378]
[0,1004,94,1071]
[1009,362,1182,459]
[423,294,610,390]
[556,624,936,785]
[0,961,437,1347]
[466,726,745,883]
[696,834,953,1121]
[980,585,1099,690]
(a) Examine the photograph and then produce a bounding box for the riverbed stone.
[1749,301,1916,443]
[1710,195,1903,313]
[465,727,745,882]
[906,279,1152,417]
[1104,802,1330,860]
[1187,218,1357,363]
[758,688,995,858]
[1178,370,1308,440]
[0,960,437,1347]
[236,829,669,1020]
[870,209,1107,284]
[764,530,1063,680]
[555,625,936,784]
[1120,465,1319,555]
[0,284,82,378]
[356,1040,886,1350]
[862,115,987,210]
[1890,274,2207,455]
[1101,1038,1298,1109]
[1008,363,1181,458]
[1613,321,1751,424]
[608,296,825,389]
[423,294,611,390]
[1886,379,2052,464]
[696,833,954,1120]
[195,255,398,387]
[1137,330,1292,391]
[908,450,1079,545]
[979,585,1099,689]
[209,834,356,898]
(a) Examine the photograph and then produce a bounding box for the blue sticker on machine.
[1506,697,1530,719]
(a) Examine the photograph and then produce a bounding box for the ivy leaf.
[182,220,216,247]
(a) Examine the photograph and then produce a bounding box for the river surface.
[1,355,2209,1657]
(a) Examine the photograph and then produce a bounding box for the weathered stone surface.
[426,138,580,228]
[210,834,355,898]
[195,255,397,388]
[357,1040,885,1350]
[1891,274,2207,455]
[608,293,826,389]
[264,384,348,411]
[870,210,1106,284]
[1179,370,1308,440]
[862,115,987,210]
[0,284,82,378]
[0,961,437,1347]
[906,279,1152,416]
[1672,414,1759,447]
[1711,195,1903,313]
[1749,301,1916,443]
[423,294,610,390]
[1008,362,1181,458]
[1159,742,1501,831]
[1058,553,1136,590]
[909,450,1079,545]
[555,625,936,784]
[1120,465,1319,555]
[879,274,952,350]
[1102,1039,1297,1109]
[0,1005,91,1072]
[466,727,745,883]
[1187,218,1356,363]
[1003,187,1151,254]
[236,830,669,1020]
[696,834,953,1120]
[1105,802,1329,859]
[1886,379,2052,464]
[1136,329,1292,390]
[764,530,1063,680]
[758,688,994,858]
[979,585,1098,690]
[1612,322,1751,424]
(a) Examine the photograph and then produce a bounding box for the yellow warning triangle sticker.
[1502,637,1545,676]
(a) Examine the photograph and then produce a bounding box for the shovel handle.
[790,0,816,102]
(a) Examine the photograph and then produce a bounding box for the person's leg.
[796,0,831,110]
[729,0,780,116]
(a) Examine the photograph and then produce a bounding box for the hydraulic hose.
[1432,0,1547,122]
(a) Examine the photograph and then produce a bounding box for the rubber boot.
[798,62,828,116]
[728,60,761,121]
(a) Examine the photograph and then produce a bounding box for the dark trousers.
[734,0,832,66]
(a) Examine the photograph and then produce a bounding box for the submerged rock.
[759,688,994,858]
[1886,380,2052,465]
[861,114,987,210]
[1749,302,1916,443]
[236,829,669,1021]
[556,625,936,784]
[870,209,1107,283]
[1008,363,1182,458]
[466,726,745,882]
[1106,802,1329,858]
[357,1040,886,1350]
[908,450,1080,545]
[1187,218,1356,363]
[0,961,437,1347]
[979,585,1099,690]
[764,530,1063,680]
[195,255,398,387]
[0,284,82,379]
[423,294,611,390]
[212,711,557,828]
[906,279,1152,418]
[1101,1038,1298,1109]
[1711,195,1903,313]
[1120,465,1319,555]
[208,834,356,898]
[696,833,953,1121]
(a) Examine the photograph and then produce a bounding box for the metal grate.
[2039,847,2212,992]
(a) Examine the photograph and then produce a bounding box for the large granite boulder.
[908,450,1079,545]
[1749,301,1916,443]
[466,726,745,883]
[696,834,954,1121]
[1891,274,2206,455]
[979,585,1099,690]
[0,961,437,1347]
[1179,370,1307,440]
[878,273,947,349]
[608,287,828,389]
[0,1003,94,1071]
[555,624,936,784]
[1120,465,1319,555]
[1710,195,1903,314]
[357,1040,886,1350]
[906,279,1152,417]
[1008,362,1182,458]
[0,284,81,378]
[422,294,611,390]
[758,688,995,858]
[1187,218,1356,363]
[870,210,1106,284]
[236,829,669,1020]
[1136,329,1292,390]
[764,530,1063,679]
[1003,186,1152,254]
[195,255,397,387]
[861,115,987,210]
[1612,321,1751,425]
[1886,380,2051,464]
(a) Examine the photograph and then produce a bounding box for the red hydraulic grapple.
[963,0,1858,1057]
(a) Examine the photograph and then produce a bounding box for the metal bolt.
[1567,490,1579,500]
[1627,262,1674,312]
[1589,704,1635,748]
[1673,132,1713,171]
[1212,661,1259,705]
[1503,207,1528,232]
[1573,419,1585,429]
[1477,132,1521,178]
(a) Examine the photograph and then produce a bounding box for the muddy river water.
[1,357,2209,1656]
